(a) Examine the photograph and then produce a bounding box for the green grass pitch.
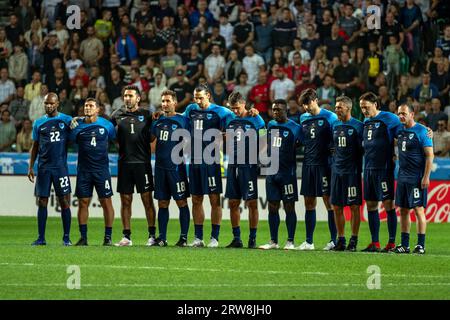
[0,216,449,300]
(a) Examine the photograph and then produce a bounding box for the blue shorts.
[363,169,395,201]
[225,165,258,200]
[331,172,362,206]
[154,166,190,200]
[395,180,427,209]
[266,172,298,202]
[35,167,71,198]
[75,169,113,199]
[189,164,222,195]
[300,165,331,197]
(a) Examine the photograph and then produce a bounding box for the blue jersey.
[363,111,402,170]
[300,108,338,166]
[151,114,190,170]
[183,103,235,162]
[397,123,433,183]
[267,119,302,175]
[225,114,265,166]
[332,117,364,174]
[287,111,302,125]
[32,113,72,169]
[70,117,116,172]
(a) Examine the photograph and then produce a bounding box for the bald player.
[28,92,73,246]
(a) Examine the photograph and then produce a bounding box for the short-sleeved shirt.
[267,119,302,175]
[32,112,72,169]
[111,108,153,164]
[396,123,433,183]
[150,114,190,170]
[363,111,402,170]
[70,117,116,172]
[225,114,265,166]
[300,108,338,166]
[332,117,364,174]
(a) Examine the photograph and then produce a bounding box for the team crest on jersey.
[375,122,380,128]
[245,124,251,130]
[59,123,65,129]
[138,116,144,122]
[99,128,105,135]
[318,120,324,126]
[348,129,354,135]
[283,131,289,137]
[206,114,213,120]
[409,133,414,140]
[172,124,177,130]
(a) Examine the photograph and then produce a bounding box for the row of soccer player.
[28,85,432,254]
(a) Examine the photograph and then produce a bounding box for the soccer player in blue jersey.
[28,93,73,246]
[150,90,191,247]
[359,92,402,252]
[259,99,302,250]
[224,91,265,249]
[331,96,364,251]
[70,98,116,246]
[181,84,259,248]
[394,104,433,254]
[298,88,338,251]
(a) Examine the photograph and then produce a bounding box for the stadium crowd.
[0,0,449,157]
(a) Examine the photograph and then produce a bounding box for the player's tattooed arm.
[28,141,39,183]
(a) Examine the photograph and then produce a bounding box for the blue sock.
[401,232,410,247]
[211,224,220,241]
[417,233,425,247]
[305,209,316,244]
[285,211,297,242]
[268,210,280,243]
[158,207,169,241]
[37,206,47,240]
[386,209,397,243]
[105,227,112,239]
[194,224,203,240]
[249,228,257,240]
[338,236,346,245]
[368,210,380,243]
[79,224,87,240]
[61,207,71,241]
[328,209,337,244]
[232,226,241,240]
[179,206,190,239]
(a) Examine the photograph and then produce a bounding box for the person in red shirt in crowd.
[249,71,270,122]
[285,52,310,88]
[267,63,280,89]
[128,67,150,93]
[71,65,90,88]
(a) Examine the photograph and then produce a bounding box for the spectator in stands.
[288,37,310,65]
[242,45,265,87]
[133,0,153,27]
[334,51,359,99]
[378,86,391,112]
[28,84,47,122]
[47,67,70,96]
[8,43,28,86]
[202,24,226,56]
[0,28,13,70]
[249,71,270,121]
[40,32,62,79]
[436,24,450,58]
[0,110,16,152]
[190,0,215,29]
[302,24,320,59]
[233,72,252,99]
[169,69,192,112]
[338,3,361,47]
[211,81,227,106]
[224,48,242,92]
[9,86,29,129]
[58,89,74,116]
[270,47,287,68]
[0,68,16,105]
[95,9,115,43]
[433,119,450,158]
[24,71,41,102]
[185,44,204,87]
[64,32,81,62]
[65,49,83,83]
[98,91,112,116]
[219,13,234,50]
[204,44,225,85]
[232,11,254,56]
[317,74,337,109]
[255,11,273,63]
[14,0,36,32]
[430,61,450,107]
[397,75,413,104]
[323,23,344,61]
[177,22,196,62]
[138,23,166,65]
[413,72,439,104]
[53,18,69,52]
[115,25,138,66]
[15,118,32,153]
[380,11,404,51]
[148,72,167,112]
[160,42,183,79]
[426,98,448,131]
[273,8,297,54]
[219,0,238,24]
[6,14,23,45]
[80,26,104,68]
[286,52,309,88]
[158,16,177,44]
[106,67,125,103]
[270,67,295,102]
[399,0,423,64]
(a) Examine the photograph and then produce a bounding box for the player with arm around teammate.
[224,91,265,249]
[331,96,364,251]
[394,104,434,254]
[259,99,302,250]
[70,98,116,246]
[149,90,191,247]
[28,93,73,246]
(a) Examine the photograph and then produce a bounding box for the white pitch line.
[0,262,450,279]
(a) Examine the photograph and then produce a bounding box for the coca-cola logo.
[425,183,450,223]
